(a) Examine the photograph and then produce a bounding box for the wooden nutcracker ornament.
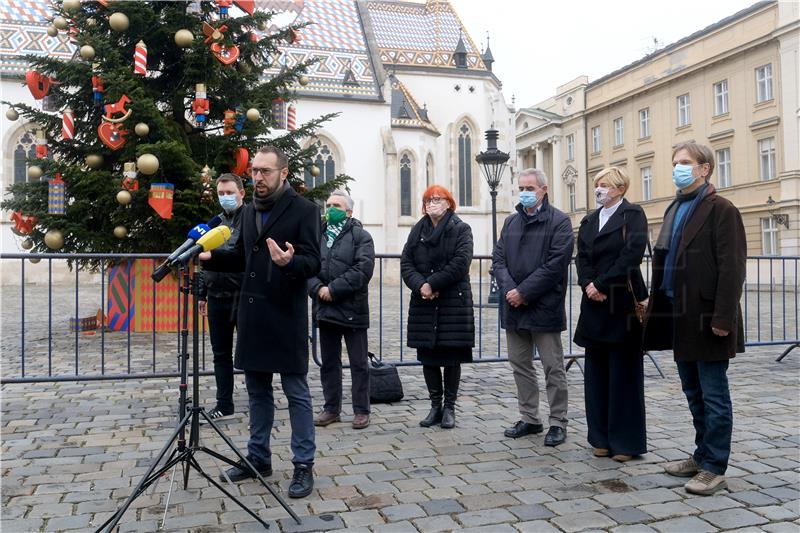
[35,130,48,159]
[192,84,209,126]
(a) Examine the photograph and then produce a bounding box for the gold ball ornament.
[310,165,321,177]
[44,229,64,250]
[113,226,127,239]
[21,237,34,250]
[80,45,95,60]
[63,0,82,13]
[86,17,96,26]
[174,29,194,48]
[134,122,149,137]
[53,16,69,30]
[109,12,129,32]
[136,153,159,175]
[29,256,41,264]
[47,25,59,37]
[85,154,103,169]
[6,108,19,121]
[246,108,260,121]
[116,190,132,205]
[28,165,43,180]
[298,75,309,86]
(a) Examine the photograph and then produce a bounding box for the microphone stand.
[97,259,301,532]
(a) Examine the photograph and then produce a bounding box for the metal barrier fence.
[1,252,797,383]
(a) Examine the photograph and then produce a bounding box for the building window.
[14,131,37,185]
[304,139,336,189]
[761,217,778,256]
[400,153,412,216]
[639,108,650,138]
[713,80,729,115]
[677,94,691,127]
[566,134,575,161]
[716,148,731,188]
[425,154,433,187]
[613,117,624,147]
[758,137,776,181]
[457,123,473,206]
[567,182,576,212]
[591,126,601,153]
[756,64,773,103]
[641,166,652,201]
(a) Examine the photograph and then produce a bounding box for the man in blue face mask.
[198,173,246,423]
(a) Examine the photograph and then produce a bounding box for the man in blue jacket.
[493,168,575,447]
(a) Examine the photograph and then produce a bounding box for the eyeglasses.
[250,167,283,176]
[424,197,445,205]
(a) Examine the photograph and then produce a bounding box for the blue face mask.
[672,164,696,189]
[519,191,538,209]
[218,194,239,212]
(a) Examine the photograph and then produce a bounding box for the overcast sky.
[452,0,761,108]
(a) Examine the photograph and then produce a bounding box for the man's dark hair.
[216,173,244,191]
[258,145,289,169]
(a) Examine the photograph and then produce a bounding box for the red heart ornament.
[210,43,240,65]
[26,71,51,100]
[98,122,128,151]
[232,147,249,176]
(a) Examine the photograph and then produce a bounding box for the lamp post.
[766,195,790,229]
[476,128,509,304]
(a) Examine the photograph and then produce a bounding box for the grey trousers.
[506,329,568,428]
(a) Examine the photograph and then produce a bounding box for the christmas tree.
[2,0,349,257]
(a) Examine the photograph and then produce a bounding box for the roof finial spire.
[481,31,494,71]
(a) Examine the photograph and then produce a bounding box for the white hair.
[518,168,548,187]
[328,189,354,210]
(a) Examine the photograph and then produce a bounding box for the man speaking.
[200,145,321,499]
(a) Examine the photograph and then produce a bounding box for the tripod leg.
[160,463,179,531]
[198,409,302,525]
[96,411,192,533]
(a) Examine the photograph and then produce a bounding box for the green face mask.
[326,207,347,224]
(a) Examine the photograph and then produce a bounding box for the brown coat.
[643,190,746,361]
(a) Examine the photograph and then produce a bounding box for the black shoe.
[288,464,314,498]
[544,426,567,447]
[440,407,455,429]
[220,457,272,482]
[504,420,544,438]
[419,405,443,427]
[200,406,234,425]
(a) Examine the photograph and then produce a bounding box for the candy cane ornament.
[287,104,296,131]
[134,41,147,75]
[62,107,75,140]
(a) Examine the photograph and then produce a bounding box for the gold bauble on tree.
[44,229,64,250]
[86,17,96,26]
[46,25,59,37]
[6,108,19,121]
[21,237,34,250]
[80,45,95,60]
[174,29,194,48]
[27,165,43,180]
[113,226,127,239]
[85,154,103,169]
[298,75,309,86]
[246,108,260,121]
[310,165,321,177]
[53,16,69,30]
[116,190,132,205]
[63,0,81,13]
[134,122,149,137]
[29,256,41,264]
[137,153,159,175]
[109,12,129,32]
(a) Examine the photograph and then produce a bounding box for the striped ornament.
[62,107,75,140]
[271,98,286,129]
[287,104,296,131]
[48,173,66,215]
[134,41,147,75]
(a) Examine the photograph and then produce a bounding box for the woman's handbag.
[622,219,651,327]
[368,352,404,403]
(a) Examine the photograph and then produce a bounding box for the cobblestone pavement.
[2,346,799,532]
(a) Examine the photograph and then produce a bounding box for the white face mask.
[594,187,609,205]
[426,201,448,218]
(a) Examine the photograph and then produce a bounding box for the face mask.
[594,187,609,205]
[519,191,538,209]
[425,201,448,217]
[326,207,347,224]
[672,164,696,189]
[218,194,238,212]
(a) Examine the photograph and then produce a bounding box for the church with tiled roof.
[0,0,515,254]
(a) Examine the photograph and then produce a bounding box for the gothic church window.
[457,123,472,206]
[14,131,37,185]
[400,153,412,216]
[304,140,336,189]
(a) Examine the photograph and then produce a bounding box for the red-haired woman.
[401,185,474,429]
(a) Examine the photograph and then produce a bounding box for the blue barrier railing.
[1,252,797,383]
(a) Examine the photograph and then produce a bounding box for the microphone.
[151,215,224,282]
[176,225,232,265]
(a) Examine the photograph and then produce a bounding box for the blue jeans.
[244,371,316,466]
[676,360,732,475]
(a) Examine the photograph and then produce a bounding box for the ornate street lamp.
[476,128,510,304]
[766,195,790,229]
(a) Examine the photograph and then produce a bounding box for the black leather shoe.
[544,426,567,447]
[419,405,443,427]
[288,463,314,498]
[220,457,272,482]
[440,407,455,429]
[504,420,544,439]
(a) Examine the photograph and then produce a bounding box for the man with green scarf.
[309,190,375,430]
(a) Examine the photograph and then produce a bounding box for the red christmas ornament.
[234,0,255,14]
[216,0,233,19]
[103,94,132,121]
[98,122,128,151]
[148,183,174,219]
[122,162,139,191]
[62,107,75,140]
[232,147,249,176]
[223,109,236,135]
[134,41,147,75]
[202,22,228,44]
[91,69,104,106]
[287,104,296,131]
[192,84,210,126]
[10,211,38,236]
[210,42,240,65]
[35,130,48,159]
[26,71,51,100]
